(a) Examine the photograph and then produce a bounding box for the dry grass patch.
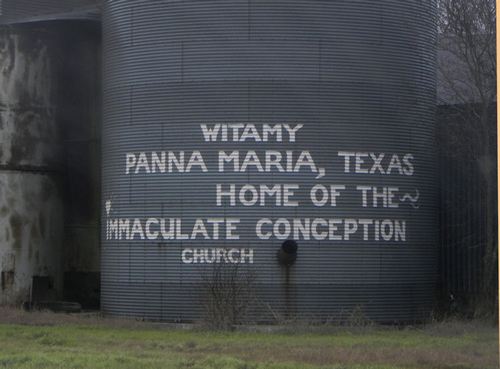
[0,307,496,369]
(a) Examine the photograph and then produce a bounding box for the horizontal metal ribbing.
[102,0,438,322]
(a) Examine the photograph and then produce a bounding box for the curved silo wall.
[102,0,437,322]
[0,24,65,304]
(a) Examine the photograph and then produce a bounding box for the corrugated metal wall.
[102,0,438,323]
[439,157,484,296]
[437,104,497,307]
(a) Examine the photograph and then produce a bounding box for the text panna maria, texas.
[105,123,418,246]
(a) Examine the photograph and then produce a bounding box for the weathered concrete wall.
[0,0,101,25]
[0,174,64,304]
[0,24,67,305]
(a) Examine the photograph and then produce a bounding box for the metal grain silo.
[102,0,437,323]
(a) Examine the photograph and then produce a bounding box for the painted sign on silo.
[102,0,437,322]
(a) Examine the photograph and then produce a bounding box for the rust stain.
[285,265,290,318]
[3,34,16,77]
[9,112,39,166]
[38,214,45,239]
[1,270,14,291]
[41,179,54,202]
[29,222,41,259]
[9,213,23,250]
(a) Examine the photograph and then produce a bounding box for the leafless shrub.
[200,263,256,330]
[345,305,373,328]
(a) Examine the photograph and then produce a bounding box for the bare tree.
[438,0,497,315]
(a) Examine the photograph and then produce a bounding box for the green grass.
[0,318,496,369]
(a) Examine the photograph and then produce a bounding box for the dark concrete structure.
[0,2,101,307]
[0,24,68,304]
